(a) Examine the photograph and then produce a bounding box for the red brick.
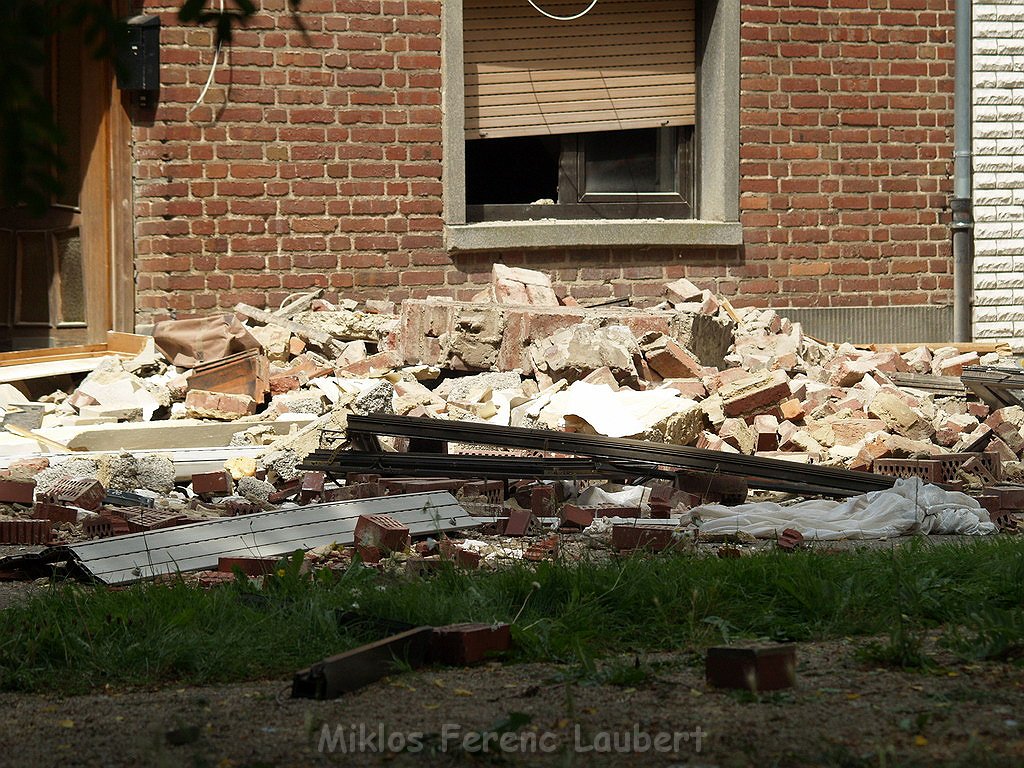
[191,471,233,497]
[429,623,512,665]
[611,525,680,552]
[706,645,796,692]
[0,479,35,505]
[354,514,411,552]
[47,478,105,511]
[218,556,281,576]
[32,502,78,524]
[0,519,54,545]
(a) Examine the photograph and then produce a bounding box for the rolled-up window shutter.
[464,0,696,140]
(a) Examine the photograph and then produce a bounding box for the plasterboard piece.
[30,415,316,453]
[66,491,475,584]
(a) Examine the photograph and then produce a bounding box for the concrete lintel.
[444,220,743,253]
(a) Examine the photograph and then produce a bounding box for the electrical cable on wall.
[189,0,226,116]
[527,0,598,20]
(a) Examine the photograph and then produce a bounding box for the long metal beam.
[345,415,896,497]
[300,450,677,481]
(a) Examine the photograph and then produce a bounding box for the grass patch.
[0,538,1022,693]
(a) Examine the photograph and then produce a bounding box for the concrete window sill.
[444,220,743,253]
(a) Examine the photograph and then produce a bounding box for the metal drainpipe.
[952,0,974,342]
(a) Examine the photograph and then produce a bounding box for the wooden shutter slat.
[467,69,697,88]
[464,0,696,140]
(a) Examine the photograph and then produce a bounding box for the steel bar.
[345,415,896,497]
[300,450,675,481]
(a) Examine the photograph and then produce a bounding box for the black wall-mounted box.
[116,15,160,91]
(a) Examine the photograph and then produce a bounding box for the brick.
[611,525,681,552]
[335,350,401,377]
[218,556,280,576]
[530,485,556,517]
[184,389,258,420]
[937,351,980,377]
[47,478,105,510]
[0,519,54,545]
[429,623,512,665]
[559,504,595,529]
[719,369,792,418]
[719,417,756,454]
[267,477,302,503]
[300,471,326,503]
[354,514,411,552]
[504,508,534,536]
[191,471,233,497]
[779,398,805,421]
[523,534,559,562]
[706,645,796,692]
[0,479,35,505]
[776,528,804,551]
[120,507,192,533]
[81,512,131,539]
[753,414,780,451]
[32,502,78,524]
[642,334,703,379]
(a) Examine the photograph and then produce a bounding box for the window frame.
[441,0,741,251]
[465,127,694,222]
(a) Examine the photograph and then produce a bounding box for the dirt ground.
[0,637,1021,768]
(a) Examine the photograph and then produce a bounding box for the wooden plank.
[466,74,697,97]
[30,415,317,453]
[865,342,1013,354]
[292,628,434,699]
[465,49,695,69]
[0,332,148,384]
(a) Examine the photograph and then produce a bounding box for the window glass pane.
[583,128,676,194]
[0,232,12,326]
[56,229,85,324]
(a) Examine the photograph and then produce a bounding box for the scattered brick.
[706,645,797,692]
[47,478,105,511]
[354,514,411,553]
[0,519,54,545]
[430,623,512,665]
[0,479,35,505]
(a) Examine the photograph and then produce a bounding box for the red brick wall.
[133,0,954,324]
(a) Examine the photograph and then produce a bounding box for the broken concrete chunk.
[867,391,934,441]
[530,323,640,385]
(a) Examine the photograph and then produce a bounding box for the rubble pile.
[0,264,1021,561]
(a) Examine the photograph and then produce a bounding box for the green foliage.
[0,538,1021,693]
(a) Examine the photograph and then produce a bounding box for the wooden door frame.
[79,5,135,343]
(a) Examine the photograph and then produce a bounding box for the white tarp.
[693,477,997,540]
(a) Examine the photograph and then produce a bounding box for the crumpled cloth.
[693,477,996,539]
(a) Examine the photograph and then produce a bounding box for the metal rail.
[345,415,896,498]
